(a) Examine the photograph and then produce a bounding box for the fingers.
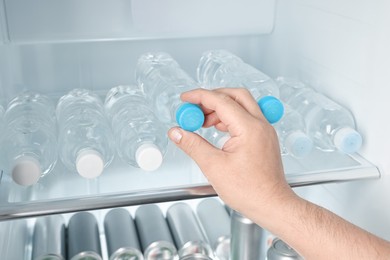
[168,127,221,169]
[181,89,259,136]
[214,88,266,121]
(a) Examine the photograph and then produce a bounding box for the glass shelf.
[0,146,380,221]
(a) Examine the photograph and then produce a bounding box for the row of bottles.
[0,52,208,186]
[277,77,362,155]
[0,198,302,260]
[0,50,363,186]
[0,87,169,186]
[197,50,362,158]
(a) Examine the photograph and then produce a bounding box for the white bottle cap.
[76,149,105,179]
[135,143,163,171]
[333,127,363,154]
[12,156,42,186]
[284,131,313,158]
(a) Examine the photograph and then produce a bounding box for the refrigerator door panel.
[265,0,390,240]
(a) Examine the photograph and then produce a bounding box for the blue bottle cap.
[175,103,205,132]
[257,96,284,124]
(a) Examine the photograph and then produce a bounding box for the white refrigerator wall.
[263,0,390,240]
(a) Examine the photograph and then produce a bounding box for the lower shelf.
[0,149,380,221]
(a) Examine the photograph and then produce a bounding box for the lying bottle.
[274,105,313,158]
[200,128,231,149]
[136,52,205,132]
[105,85,167,171]
[197,49,284,124]
[277,77,363,154]
[2,91,57,186]
[56,89,114,179]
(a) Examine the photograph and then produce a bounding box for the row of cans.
[0,198,302,260]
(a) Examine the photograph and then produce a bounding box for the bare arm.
[168,88,390,259]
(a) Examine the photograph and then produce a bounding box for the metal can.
[0,219,29,260]
[196,198,230,260]
[104,208,144,260]
[67,212,102,260]
[230,210,263,260]
[267,238,303,260]
[166,203,213,259]
[135,204,177,260]
[32,215,66,260]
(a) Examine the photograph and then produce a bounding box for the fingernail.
[169,128,183,144]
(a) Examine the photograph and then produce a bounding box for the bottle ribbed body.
[277,77,362,154]
[136,52,204,132]
[274,105,313,158]
[57,89,114,178]
[198,49,279,99]
[105,85,167,171]
[2,91,57,186]
[197,50,284,124]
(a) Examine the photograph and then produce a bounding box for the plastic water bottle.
[136,52,205,132]
[201,128,231,149]
[197,49,284,124]
[274,105,313,158]
[277,77,362,154]
[56,89,114,179]
[1,91,57,186]
[104,85,168,171]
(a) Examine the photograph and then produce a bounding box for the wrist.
[243,183,302,229]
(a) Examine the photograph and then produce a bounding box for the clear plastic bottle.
[274,105,313,158]
[1,91,57,186]
[200,128,230,149]
[277,77,363,154]
[136,52,205,132]
[56,89,114,179]
[197,49,284,124]
[104,85,168,171]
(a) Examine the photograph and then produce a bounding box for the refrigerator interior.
[0,0,389,248]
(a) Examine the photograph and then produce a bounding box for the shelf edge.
[0,165,380,221]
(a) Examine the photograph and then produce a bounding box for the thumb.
[168,127,221,167]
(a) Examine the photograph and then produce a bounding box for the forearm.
[256,194,390,259]
[170,88,390,259]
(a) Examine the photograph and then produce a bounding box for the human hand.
[168,88,298,225]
